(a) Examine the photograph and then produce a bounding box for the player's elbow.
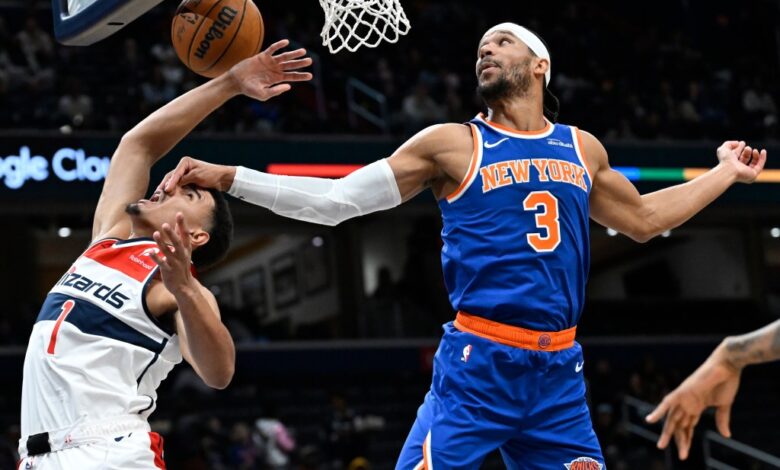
[627,229,653,243]
[205,365,234,390]
[117,132,154,160]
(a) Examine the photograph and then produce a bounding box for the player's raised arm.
[92,40,313,240]
[586,132,766,242]
[157,123,472,225]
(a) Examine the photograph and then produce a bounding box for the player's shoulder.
[409,123,473,152]
[572,127,608,167]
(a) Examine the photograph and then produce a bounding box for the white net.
[319,0,411,54]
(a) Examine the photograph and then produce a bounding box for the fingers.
[735,140,747,156]
[282,71,314,82]
[715,405,732,438]
[148,250,167,269]
[645,399,669,424]
[165,157,195,192]
[753,149,767,173]
[153,230,174,259]
[274,48,308,62]
[658,406,688,450]
[174,212,192,250]
[265,83,292,98]
[263,39,290,55]
[156,171,174,194]
[161,222,185,257]
[674,416,696,460]
[280,58,313,71]
[739,146,752,165]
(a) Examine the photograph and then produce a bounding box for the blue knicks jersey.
[438,114,592,331]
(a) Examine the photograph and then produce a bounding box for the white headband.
[483,23,551,86]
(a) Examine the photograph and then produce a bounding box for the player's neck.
[486,101,546,132]
[128,225,156,240]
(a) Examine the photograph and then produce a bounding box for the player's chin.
[124,202,144,216]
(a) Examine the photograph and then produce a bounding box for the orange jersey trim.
[479,113,552,135]
[572,127,593,182]
[454,311,576,351]
[446,124,481,202]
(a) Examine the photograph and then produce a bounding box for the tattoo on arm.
[724,320,780,368]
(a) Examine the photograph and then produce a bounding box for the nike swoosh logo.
[484,138,509,149]
[575,361,584,373]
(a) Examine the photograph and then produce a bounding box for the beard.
[477,58,533,104]
[124,203,141,215]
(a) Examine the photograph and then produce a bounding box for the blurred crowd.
[0,0,777,141]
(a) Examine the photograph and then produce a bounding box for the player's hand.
[716,140,767,184]
[227,39,313,101]
[157,157,235,194]
[148,212,196,295]
[645,345,742,460]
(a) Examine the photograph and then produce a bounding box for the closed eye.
[183,184,203,201]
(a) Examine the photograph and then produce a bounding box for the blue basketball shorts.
[396,320,605,470]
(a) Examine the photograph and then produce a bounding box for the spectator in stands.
[141,65,178,109]
[401,82,446,135]
[255,417,296,468]
[325,394,368,468]
[57,77,93,129]
[15,15,54,91]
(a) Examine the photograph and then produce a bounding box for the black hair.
[543,84,560,123]
[525,27,560,123]
[191,188,233,270]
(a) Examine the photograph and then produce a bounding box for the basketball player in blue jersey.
[159,24,767,469]
[17,40,312,469]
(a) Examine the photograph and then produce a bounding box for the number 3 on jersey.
[523,191,561,252]
[47,299,75,354]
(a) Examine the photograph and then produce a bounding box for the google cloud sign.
[0,146,110,189]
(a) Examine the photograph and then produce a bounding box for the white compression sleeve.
[227,159,402,226]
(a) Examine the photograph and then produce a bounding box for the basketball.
[171,0,264,78]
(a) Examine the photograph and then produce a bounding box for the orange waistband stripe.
[453,312,576,351]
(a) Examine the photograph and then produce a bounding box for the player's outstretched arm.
[645,320,780,460]
[586,132,766,242]
[92,40,313,240]
[156,124,469,225]
[147,212,235,389]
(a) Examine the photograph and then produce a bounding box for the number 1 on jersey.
[523,191,561,252]
[47,300,75,355]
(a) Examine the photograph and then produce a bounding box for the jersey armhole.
[445,123,483,203]
[571,127,593,185]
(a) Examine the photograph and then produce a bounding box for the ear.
[190,228,210,249]
[535,57,549,77]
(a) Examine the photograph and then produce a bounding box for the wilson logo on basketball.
[194,6,239,59]
[564,457,603,470]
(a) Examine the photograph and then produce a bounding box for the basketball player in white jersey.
[18,40,312,469]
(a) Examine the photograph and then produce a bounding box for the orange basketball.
[172,0,264,78]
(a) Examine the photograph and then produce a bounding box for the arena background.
[1,0,780,468]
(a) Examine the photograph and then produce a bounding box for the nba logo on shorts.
[461,344,472,362]
[564,457,603,470]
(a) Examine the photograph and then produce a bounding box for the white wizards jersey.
[20,238,182,437]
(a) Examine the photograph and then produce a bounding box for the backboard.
[52,0,165,45]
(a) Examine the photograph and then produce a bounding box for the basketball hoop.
[318,0,410,54]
